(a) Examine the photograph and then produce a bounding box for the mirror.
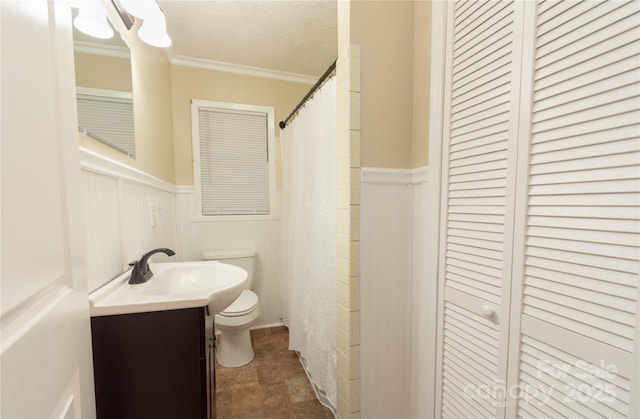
[72,9,136,158]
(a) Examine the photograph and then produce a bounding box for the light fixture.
[73,0,114,40]
[73,0,171,49]
[136,7,171,48]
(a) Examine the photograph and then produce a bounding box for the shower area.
[280,62,338,413]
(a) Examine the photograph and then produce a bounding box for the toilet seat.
[219,290,258,317]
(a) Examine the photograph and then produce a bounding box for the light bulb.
[73,0,114,39]
[137,9,171,48]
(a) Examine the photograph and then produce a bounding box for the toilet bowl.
[202,249,259,368]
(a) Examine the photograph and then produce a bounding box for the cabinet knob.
[481,304,495,318]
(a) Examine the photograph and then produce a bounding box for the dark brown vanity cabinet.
[90,307,215,419]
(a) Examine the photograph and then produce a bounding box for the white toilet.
[202,249,259,368]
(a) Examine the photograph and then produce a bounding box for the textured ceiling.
[157,0,338,78]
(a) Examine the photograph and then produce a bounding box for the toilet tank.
[202,249,255,289]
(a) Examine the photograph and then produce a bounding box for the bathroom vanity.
[91,307,215,419]
[88,260,250,419]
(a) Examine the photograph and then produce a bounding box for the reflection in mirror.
[72,8,136,158]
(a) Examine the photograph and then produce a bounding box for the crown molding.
[73,40,131,59]
[75,39,317,85]
[170,55,317,85]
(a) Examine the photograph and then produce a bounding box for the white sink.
[89,261,248,317]
[142,265,241,296]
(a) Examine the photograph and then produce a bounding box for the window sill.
[188,214,281,223]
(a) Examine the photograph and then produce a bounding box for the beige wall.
[351,0,415,169]
[74,52,132,91]
[349,0,431,170]
[169,65,310,186]
[128,43,175,183]
[413,0,431,168]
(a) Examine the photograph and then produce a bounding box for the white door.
[435,0,640,418]
[505,1,640,417]
[435,0,524,416]
[1,0,96,417]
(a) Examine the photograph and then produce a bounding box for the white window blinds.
[196,105,271,216]
[77,92,135,157]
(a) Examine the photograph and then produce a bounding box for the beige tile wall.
[336,43,361,419]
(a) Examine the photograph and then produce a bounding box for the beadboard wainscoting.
[79,149,282,327]
[175,187,283,328]
[410,167,435,419]
[360,166,430,418]
[80,148,178,292]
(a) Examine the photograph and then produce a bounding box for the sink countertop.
[89,261,248,317]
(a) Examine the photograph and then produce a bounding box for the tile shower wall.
[175,187,283,328]
[336,43,361,419]
[80,148,178,292]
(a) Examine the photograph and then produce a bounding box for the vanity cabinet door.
[91,307,208,419]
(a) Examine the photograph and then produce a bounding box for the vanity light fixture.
[119,0,172,48]
[137,8,171,48]
[73,0,114,40]
[72,0,171,48]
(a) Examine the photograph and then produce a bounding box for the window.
[191,100,276,216]
[76,87,135,157]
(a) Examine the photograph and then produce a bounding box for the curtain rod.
[279,59,337,129]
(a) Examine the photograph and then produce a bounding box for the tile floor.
[215,326,334,419]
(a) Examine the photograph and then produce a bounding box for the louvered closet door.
[436,1,524,417]
[507,1,640,417]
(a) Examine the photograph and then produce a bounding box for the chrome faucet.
[128,248,176,284]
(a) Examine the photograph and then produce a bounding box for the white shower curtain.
[281,76,337,410]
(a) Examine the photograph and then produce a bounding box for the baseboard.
[250,322,285,331]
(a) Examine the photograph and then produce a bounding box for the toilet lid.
[220,290,258,317]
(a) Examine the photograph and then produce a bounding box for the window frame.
[191,99,277,220]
